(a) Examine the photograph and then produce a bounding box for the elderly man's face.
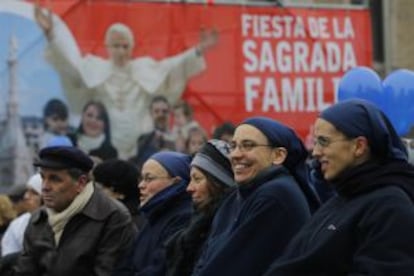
[40,168,83,212]
[107,31,132,67]
[312,118,358,181]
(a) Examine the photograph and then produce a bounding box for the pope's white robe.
[45,18,206,159]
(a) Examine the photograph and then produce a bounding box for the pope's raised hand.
[197,28,219,54]
[34,1,53,38]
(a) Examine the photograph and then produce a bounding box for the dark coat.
[192,166,312,276]
[68,133,118,161]
[13,186,137,276]
[165,199,223,276]
[265,161,414,276]
[115,183,192,276]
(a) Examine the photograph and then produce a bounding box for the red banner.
[34,0,373,141]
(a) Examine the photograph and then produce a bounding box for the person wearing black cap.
[165,139,236,276]
[93,159,144,229]
[115,151,192,276]
[265,99,414,275]
[192,116,320,276]
[12,146,137,276]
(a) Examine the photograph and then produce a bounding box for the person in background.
[212,121,235,143]
[39,98,70,150]
[93,159,144,229]
[264,99,414,275]
[130,96,175,170]
[186,126,208,157]
[35,3,218,159]
[192,117,320,276]
[171,100,200,153]
[0,196,16,250]
[0,175,43,276]
[165,139,236,276]
[115,151,192,276]
[68,100,118,161]
[13,146,137,275]
[2,174,42,257]
[6,186,28,217]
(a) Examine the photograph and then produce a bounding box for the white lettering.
[245,77,261,111]
[259,41,276,72]
[243,40,258,72]
[342,42,357,70]
[282,78,304,111]
[262,78,281,111]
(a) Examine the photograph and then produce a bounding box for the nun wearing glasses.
[191,117,320,276]
[115,151,192,276]
[265,99,414,275]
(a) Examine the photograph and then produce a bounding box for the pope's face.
[107,31,133,67]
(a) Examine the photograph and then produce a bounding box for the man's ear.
[272,147,288,166]
[75,174,89,193]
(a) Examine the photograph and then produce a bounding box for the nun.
[115,151,192,276]
[192,117,320,276]
[265,99,414,275]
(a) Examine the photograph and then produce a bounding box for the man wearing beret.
[13,146,137,276]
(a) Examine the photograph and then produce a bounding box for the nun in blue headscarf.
[115,151,192,276]
[191,117,319,276]
[264,99,414,276]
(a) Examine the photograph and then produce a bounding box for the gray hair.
[105,23,135,48]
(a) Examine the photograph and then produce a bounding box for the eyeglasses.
[229,140,272,152]
[141,175,171,183]
[313,136,350,148]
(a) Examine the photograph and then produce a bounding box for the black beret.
[33,146,94,172]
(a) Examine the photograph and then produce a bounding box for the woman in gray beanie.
[165,139,236,276]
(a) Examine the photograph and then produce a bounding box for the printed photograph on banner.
[0,1,373,190]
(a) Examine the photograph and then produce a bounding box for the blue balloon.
[338,66,385,110]
[383,69,414,136]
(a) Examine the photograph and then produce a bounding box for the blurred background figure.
[6,186,28,217]
[166,139,236,276]
[2,174,42,256]
[212,121,235,143]
[93,159,144,229]
[39,98,70,150]
[172,100,200,152]
[131,96,175,170]
[0,195,17,254]
[68,100,118,161]
[186,126,208,157]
